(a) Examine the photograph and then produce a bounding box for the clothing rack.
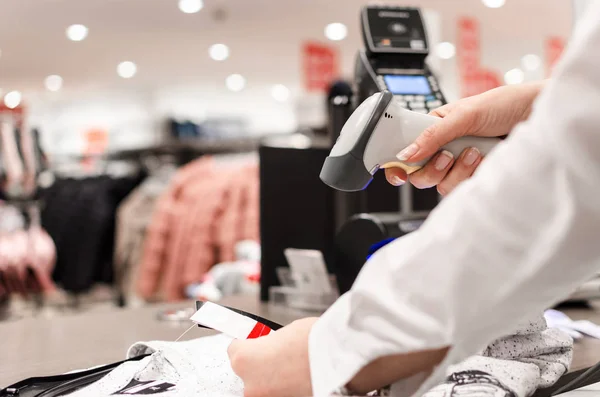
[47,137,262,174]
[106,138,263,162]
[0,110,54,319]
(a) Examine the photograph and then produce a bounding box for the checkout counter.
[2,295,600,394]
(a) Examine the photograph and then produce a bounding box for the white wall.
[26,83,299,156]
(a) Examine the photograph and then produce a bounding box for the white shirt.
[70,335,243,397]
[309,4,600,397]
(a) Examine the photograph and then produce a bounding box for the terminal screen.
[383,75,431,95]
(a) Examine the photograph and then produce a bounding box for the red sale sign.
[302,41,340,92]
[0,104,26,128]
[82,128,109,170]
[545,37,565,77]
[457,17,501,97]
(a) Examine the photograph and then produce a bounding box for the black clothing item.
[40,174,144,293]
[0,355,149,397]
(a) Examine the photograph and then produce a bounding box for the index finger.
[397,105,470,163]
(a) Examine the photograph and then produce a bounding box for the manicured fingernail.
[390,176,405,186]
[463,147,480,166]
[396,144,419,161]
[434,150,453,171]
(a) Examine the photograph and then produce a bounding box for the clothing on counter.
[136,156,259,302]
[41,174,144,293]
[68,334,243,397]
[66,314,570,397]
[422,314,572,397]
[308,6,600,397]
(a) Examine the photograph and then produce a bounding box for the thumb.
[227,339,243,359]
[396,107,471,163]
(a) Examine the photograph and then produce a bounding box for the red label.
[247,322,272,339]
[302,41,340,92]
[546,37,565,77]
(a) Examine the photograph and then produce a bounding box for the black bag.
[0,355,149,397]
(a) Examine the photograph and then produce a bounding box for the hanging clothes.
[114,166,177,306]
[136,156,259,302]
[0,202,56,297]
[40,174,144,293]
[0,120,25,197]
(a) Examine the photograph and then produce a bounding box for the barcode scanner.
[319,91,501,192]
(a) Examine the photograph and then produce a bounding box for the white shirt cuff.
[309,293,369,396]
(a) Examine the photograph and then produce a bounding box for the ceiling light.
[226,74,246,92]
[436,42,456,60]
[66,24,88,41]
[45,75,63,92]
[325,22,348,41]
[271,84,291,102]
[209,44,229,61]
[117,61,137,79]
[521,54,541,71]
[179,0,203,14]
[504,68,524,85]
[4,91,22,109]
[482,0,505,8]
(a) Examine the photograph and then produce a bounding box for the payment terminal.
[355,6,446,112]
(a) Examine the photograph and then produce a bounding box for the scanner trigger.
[369,165,380,175]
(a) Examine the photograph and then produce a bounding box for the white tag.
[570,320,600,339]
[544,309,600,340]
[284,249,333,294]
[190,302,256,339]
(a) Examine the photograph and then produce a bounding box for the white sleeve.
[309,6,600,397]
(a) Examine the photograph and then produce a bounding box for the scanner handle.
[381,136,501,174]
[372,104,502,174]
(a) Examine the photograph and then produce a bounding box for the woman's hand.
[228,317,450,397]
[385,81,546,195]
[228,318,316,397]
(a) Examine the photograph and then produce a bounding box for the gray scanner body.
[320,91,501,192]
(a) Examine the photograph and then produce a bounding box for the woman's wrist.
[345,347,450,395]
[514,79,548,121]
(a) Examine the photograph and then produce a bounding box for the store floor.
[2,295,600,388]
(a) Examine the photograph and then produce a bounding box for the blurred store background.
[0,0,573,316]
[1,0,571,154]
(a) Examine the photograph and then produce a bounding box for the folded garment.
[68,334,243,397]
[421,313,573,397]
[67,312,572,397]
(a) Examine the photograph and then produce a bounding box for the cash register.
[259,5,445,301]
[355,6,446,113]
[330,5,445,294]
